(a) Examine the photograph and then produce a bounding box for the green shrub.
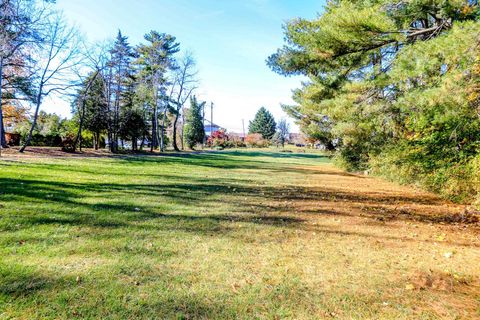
[370,147,480,205]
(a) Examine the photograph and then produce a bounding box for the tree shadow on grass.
[208,150,328,160]
[0,178,472,262]
[109,150,329,173]
[1,153,307,178]
[2,150,337,183]
[0,177,305,242]
[0,172,474,234]
[0,263,62,297]
[0,146,476,242]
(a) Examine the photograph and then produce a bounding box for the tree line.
[186,106,290,149]
[71,30,199,153]
[0,0,201,153]
[269,0,480,203]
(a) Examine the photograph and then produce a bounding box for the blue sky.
[50,0,325,133]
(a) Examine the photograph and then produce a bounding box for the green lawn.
[0,150,478,319]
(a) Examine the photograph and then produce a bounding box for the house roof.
[204,122,224,129]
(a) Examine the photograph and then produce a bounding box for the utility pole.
[242,119,246,140]
[202,102,206,147]
[210,102,214,135]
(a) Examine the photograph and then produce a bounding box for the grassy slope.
[0,150,479,319]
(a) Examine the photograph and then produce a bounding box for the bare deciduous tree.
[71,42,110,152]
[0,0,51,147]
[277,118,290,148]
[169,52,197,151]
[20,13,82,152]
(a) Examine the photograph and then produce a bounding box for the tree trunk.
[180,108,185,150]
[106,67,116,153]
[95,131,100,150]
[140,132,145,150]
[110,128,118,153]
[132,136,137,151]
[108,130,113,152]
[172,110,180,151]
[113,67,121,153]
[326,141,336,151]
[0,57,6,148]
[20,90,43,153]
[160,106,167,152]
[151,113,157,152]
[156,114,161,151]
[73,99,86,152]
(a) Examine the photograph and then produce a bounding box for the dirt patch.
[408,270,472,292]
[0,146,114,158]
[291,164,480,230]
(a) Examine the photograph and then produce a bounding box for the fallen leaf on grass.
[405,283,415,290]
[443,252,454,259]
[231,283,240,293]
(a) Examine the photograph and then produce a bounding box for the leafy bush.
[370,146,480,204]
[229,136,246,148]
[206,130,247,149]
[61,135,76,152]
[245,133,270,148]
[207,130,229,148]
[22,134,63,147]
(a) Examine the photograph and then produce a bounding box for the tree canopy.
[269,0,480,202]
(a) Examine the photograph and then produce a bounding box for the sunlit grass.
[0,150,478,319]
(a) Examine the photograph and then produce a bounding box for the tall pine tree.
[73,72,109,150]
[136,31,179,152]
[184,96,205,149]
[249,107,276,140]
[108,30,135,152]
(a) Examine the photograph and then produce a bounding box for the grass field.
[0,149,479,319]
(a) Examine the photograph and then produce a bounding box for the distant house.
[204,122,224,137]
[5,123,14,133]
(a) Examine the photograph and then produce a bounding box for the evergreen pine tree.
[136,31,180,152]
[184,96,205,149]
[108,30,135,152]
[248,107,276,140]
[268,0,480,200]
[81,73,109,150]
